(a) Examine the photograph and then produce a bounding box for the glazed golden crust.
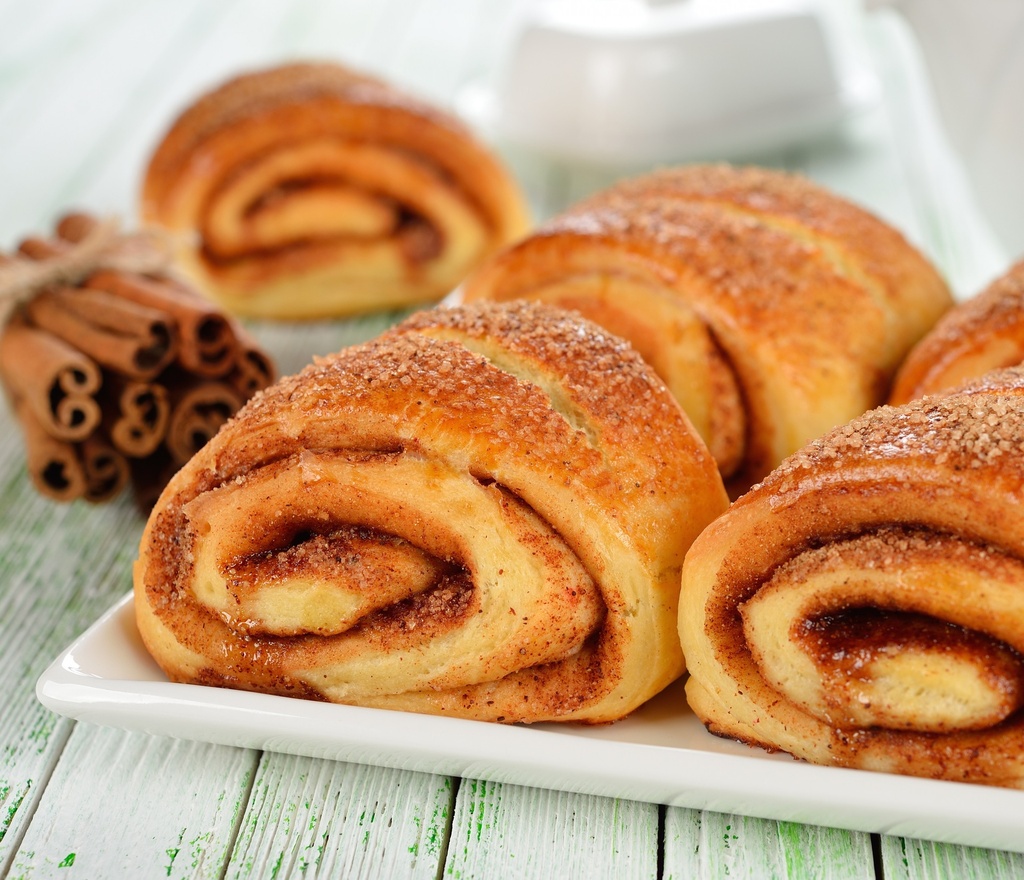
[142,62,530,318]
[460,164,952,494]
[679,365,1024,787]
[134,300,728,723]
[606,164,951,367]
[891,260,1024,404]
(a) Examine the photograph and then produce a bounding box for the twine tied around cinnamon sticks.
[0,212,276,508]
[0,216,174,327]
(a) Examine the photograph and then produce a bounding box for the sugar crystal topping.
[764,368,1024,494]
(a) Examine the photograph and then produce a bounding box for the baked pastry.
[141,62,531,319]
[458,164,952,494]
[891,259,1024,403]
[134,301,728,723]
[679,366,1024,787]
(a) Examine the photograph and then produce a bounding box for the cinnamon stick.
[18,236,178,380]
[59,214,240,379]
[22,286,178,380]
[81,433,129,503]
[16,236,64,261]
[0,316,102,441]
[1,212,277,508]
[85,270,237,378]
[16,397,87,501]
[165,378,243,465]
[227,321,276,398]
[102,376,170,458]
[53,212,105,243]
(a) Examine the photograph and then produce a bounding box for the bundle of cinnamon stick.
[0,212,276,508]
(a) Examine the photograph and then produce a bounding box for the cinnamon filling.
[222,525,456,637]
[801,608,1024,731]
[741,527,1024,734]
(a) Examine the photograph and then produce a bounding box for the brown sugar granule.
[902,260,1024,358]
[766,367,1024,498]
[388,300,703,495]
[394,300,678,430]
[767,525,1003,585]
[223,525,449,598]
[359,572,474,637]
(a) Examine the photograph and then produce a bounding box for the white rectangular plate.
[38,593,1024,853]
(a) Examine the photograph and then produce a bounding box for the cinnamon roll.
[458,164,952,494]
[679,366,1024,787]
[134,301,728,723]
[891,259,1024,404]
[141,62,530,319]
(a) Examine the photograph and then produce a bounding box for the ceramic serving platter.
[37,592,1024,854]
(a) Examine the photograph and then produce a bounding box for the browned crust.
[145,63,455,203]
[891,260,1024,403]
[391,301,688,470]
[142,61,524,239]
[604,164,949,322]
[461,163,952,494]
[509,163,951,365]
[681,365,1024,786]
[136,300,728,723]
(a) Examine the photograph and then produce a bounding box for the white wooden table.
[1,2,1021,877]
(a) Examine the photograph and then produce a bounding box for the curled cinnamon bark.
[225,322,275,398]
[102,376,170,458]
[0,211,276,506]
[81,433,129,503]
[0,316,102,441]
[17,398,87,501]
[23,285,177,380]
[85,270,234,378]
[18,233,178,379]
[164,377,243,465]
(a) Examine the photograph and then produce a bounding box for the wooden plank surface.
[6,727,256,880]
[0,1,1019,878]
[443,781,658,880]
[225,756,451,880]
[664,809,875,880]
[0,478,145,874]
[878,836,1024,880]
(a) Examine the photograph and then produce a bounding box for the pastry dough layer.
[459,164,952,494]
[892,259,1024,403]
[135,301,729,723]
[142,62,530,318]
[680,366,1024,787]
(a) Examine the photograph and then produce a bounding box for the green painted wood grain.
[664,808,875,880]
[224,753,450,879]
[880,835,1024,880]
[443,780,659,880]
[6,726,257,879]
[0,2,1018,878]
[0,434,145,874]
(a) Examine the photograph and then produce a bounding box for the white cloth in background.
[885,0,1024,257]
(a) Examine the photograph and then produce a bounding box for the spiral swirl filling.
[152,446,606,702]
[739,527,1024,737]
[200,139,485,275]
